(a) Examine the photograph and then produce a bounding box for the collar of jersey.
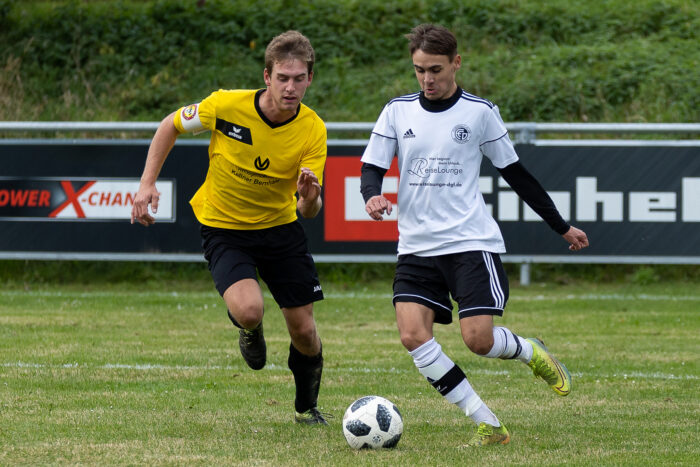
[418,86,462,113]
[255,89,301,128]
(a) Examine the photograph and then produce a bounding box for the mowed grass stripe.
[2,361,698,381]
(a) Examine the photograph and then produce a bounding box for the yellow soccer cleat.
[463,423,510,447]
[526,337,572,396]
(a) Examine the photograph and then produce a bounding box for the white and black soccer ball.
[342,395,403,449]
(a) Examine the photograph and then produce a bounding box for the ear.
[453,54,462,71]
[307,70,314,85]
[263,68,271,87]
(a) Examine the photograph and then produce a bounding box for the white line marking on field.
[2,361,697,380]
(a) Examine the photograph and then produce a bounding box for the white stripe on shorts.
[482,251,505,309]
[393,293,452,311]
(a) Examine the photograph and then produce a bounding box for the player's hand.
[297,167,321,201]
[131,184,160,226]
[365,195,393,221]
[563,226,589,251]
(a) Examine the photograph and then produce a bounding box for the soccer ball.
[342,395,403,449]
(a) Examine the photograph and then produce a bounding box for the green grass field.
[1,277,698,465]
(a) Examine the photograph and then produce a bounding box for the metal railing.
[2,121,700,145]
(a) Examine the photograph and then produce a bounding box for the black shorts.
[393,251,509,324]
[200,221,323,308]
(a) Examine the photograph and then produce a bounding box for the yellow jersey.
[173,89,327,230]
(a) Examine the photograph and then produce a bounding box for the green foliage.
[630,266,660,285]
[2,260,698,290]
[1,0,699,122]
[528,263,699,285]
[316,262,395,286]
[0,260,211,289]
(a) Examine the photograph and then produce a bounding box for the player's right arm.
[132,98,212,226]
[361,163,392,220]
[360,103,397,221]
[131,112,180,226]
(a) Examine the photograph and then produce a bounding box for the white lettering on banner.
[344,176,399,221]
[487,177,571,221]
[479,177,493,216]
[53,180,174,220]
[629,193,676,222]
[576,177,624,222]
[343,175,700,224]
[525,192,571,221]
[683,178,700,221]
[498,190,519,221]
[490,177,698,223]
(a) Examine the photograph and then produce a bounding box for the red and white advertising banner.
[323,156,399,241]
[0,177,175,221]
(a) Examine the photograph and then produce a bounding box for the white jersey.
[361,89,519,256]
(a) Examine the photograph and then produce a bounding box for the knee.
[462,332,494,356]
[399,331,429,352]
[289,320,317,347]
[229,303,263,329]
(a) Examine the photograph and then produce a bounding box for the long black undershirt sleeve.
[497,161,571,235]
[360,163,387,203]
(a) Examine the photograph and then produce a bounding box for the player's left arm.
[481,105,588,252]
[498,161,589,251]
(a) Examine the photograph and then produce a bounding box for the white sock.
[409,338,500,427]
[484,326,533,363]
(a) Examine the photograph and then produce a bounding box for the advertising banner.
[1,141,698,260]
[0,177,174,221]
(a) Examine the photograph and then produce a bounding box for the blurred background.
[1,0,699,285]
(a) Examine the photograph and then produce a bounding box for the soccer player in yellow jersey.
[131,31,329,425]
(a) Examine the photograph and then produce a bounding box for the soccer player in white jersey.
[360,24,589,447]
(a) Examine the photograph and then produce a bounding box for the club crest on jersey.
[254,156,270,171]
[182,104,197,120]
[451,124,471,144]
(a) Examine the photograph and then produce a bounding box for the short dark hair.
[405,24,458,60]
[265,30,315,74]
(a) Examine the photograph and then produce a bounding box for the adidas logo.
[403,128,416,139]
[313,285,322,293]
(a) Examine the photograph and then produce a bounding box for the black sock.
[288,342,323,413]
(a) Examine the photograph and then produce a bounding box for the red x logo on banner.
[48,180,96,218]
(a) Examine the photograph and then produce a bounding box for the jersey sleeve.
[300,116,327,186]
[360,104,397,170]
[172,92,217,134]
[479,105,519,169]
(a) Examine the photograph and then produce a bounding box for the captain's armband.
[177,103,206,133]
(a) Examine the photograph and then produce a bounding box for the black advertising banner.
[320,144,700,258]
[0,143,201,255]
[1,141,698,260]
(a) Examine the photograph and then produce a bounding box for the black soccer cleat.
[238,322,266,370]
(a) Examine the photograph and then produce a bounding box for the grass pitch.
[1,276,698,465]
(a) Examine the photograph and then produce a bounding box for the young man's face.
[412,49,461,101]
[263,58,313,114]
